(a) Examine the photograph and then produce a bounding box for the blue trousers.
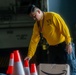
[67,43,76,75]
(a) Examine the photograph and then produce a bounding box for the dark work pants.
[36,46,48,65]
[48,41,67,64]
[36,41,67,65]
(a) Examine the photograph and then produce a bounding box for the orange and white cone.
[6,53,14,75]
[24,59,30,75]
[13,50,25,75]
[30,63,38,75]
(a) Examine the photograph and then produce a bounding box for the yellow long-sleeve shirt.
[27,12,72,59]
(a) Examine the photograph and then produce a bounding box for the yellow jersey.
[27,12,72,59]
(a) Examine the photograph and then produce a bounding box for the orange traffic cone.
[30,63,38,75]
[6,53,14,75]
[24,59,30,75]
[13,50,25,75]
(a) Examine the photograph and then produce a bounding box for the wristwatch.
[67,43,71,45]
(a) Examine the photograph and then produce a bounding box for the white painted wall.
[0,13,34,49]
[0,27,33,48]
[0,0,15,7]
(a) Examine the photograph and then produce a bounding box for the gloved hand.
[24,56,31,61]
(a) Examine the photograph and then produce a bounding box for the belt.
[50,41,66,47]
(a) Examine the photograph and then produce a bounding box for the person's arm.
[24,22,40,60]
[53,13,72,54]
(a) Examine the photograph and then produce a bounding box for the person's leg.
[40,50,48,63]
[48,42,67,64]
[55,42,67,64]
[48,46,57,63]
[36,46,48,65]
